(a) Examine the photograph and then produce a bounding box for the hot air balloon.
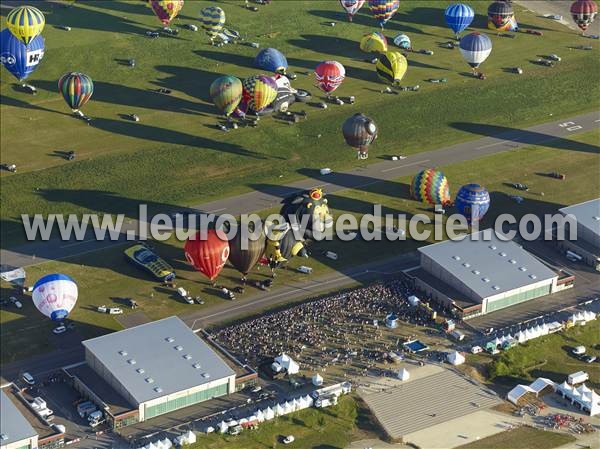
[368,0,400,29]
[149,0,184,26]
[459,32,492,72]
[32,274,78,321]
[487,1,518,31]
[199,6,226,42]
[6,5,45,46]
[455,184,491,223]
[393,33,411,49]
[210,75,243,117]
[58,72,94,113]
[314,61,345,95]
[264,224,308,275]
[242,75,278,113]
[280,188,334,239]
[342,113,378,159]
[360,31,388,53]
[340,0,365,21]
[445,3,475,38]
[411,169,451,206]
[255,48,288,74]
[376,50,407,85]
[571,0,598,33]
[227,222,265,281]
[184,229,230,282]
[0,29,44,82]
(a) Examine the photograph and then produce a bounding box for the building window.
[144,382,229,419]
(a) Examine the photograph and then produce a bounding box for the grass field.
[1,131,598,364]
[456,426,575,449]
[1,0,599,246]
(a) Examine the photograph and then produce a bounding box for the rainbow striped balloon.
[368,0,400,28]
[58,72,94,112]
[242,75,277,113]
[411,169,451,205]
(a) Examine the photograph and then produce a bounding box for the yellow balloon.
[376,50,408,85]
[6,6,45,46]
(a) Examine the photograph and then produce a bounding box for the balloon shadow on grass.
[308,9,424,35]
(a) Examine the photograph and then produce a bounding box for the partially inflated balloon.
[455,184,490,223]
[184,229,230,282]
[340,0,366,21]
[376,50,407,85]
[6,5,45,46]
[255,48,288,74]
[342,113,378,159]
[571,0,598,32]
[411,169,451,205]
[210,76,242,117]
[0,29,44,81]
[487,1,518,31]
[314,61,345,94]
[393,33,411,49]
[368,0,399,29]
[32,274,78,321]
[58,72,94,112]
[360,31,388,53]
[459,32,492,69]
[199,6,226,40]
[242,75,278,112]
[150,0,184,26]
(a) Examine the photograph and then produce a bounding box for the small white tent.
[275,353,300,375]
[264,407,275,420]
[447,351,465,366]
[303,394,314,407]
[218,421,229,433]
[312,373,323,386]
[283,401,294,414]
[161,438,172,448]
[185,431,196,444]
[398,367,410,381]
[256,409,265,422]
[275,403,285,416]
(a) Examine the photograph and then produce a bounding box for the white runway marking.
[380,159,431,173]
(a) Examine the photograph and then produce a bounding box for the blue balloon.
[0,28,45,81]
[254,48,288,74]
[455,184,491,223]
[445,3,475,35]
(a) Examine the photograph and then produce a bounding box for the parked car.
[470,346,483,354]
[283,435,295,444]
[297,266,313,274]
[251,386,262,393]
[549,171,566,180]
[572,346,586,356]
[509,195,524,204]
[511,183,529,191]
[22,372,35,385]
[10,296,23,309]
[547,54,562,62]
[583,355,597,364]
[52,326,67,335]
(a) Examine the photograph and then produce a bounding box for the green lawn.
[456,426,575,449]
[2,0,599,246]
[1,132,598,364]
[486,320,600,390]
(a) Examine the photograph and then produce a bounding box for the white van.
[566,251,583,262]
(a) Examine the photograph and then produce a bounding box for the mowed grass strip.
[1,1,599,246]
[456,426,575,449]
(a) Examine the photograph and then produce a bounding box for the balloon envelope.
[199,6,226,39]
[58,72,94,112]
[445,3,475,35]
[376,50,407,84]
[242,75,278,112]
[360,32,388,53]
[487,1,518,31]
[228,226,265,276]
[368,0,400,28]
[255,48,288,74]
[342,113,378,157]
[455,183,490,223]
[393,33,411,49]
[210,76,243,117]
[150,0,184,25]
[340,0,366,21]
[571,0,598,31]
[459,32,492,68]
[6,5,45,46]
[184,230,230,281]
[411,169,451,205]
[32,274,78,321]
[0,29,44,81]
[314,61,345,94]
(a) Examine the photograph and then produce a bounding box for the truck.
[88,410,104,427]
[315,394,338,408]
[567,371,589,385]
[30,397,47,411]
[77,401,97,418]
[449,330,465,341]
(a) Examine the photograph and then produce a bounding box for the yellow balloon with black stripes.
[6,5,45,46]
[199,6,226,41]
[375,50,407,85]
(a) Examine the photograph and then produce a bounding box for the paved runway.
[2,111,599,268]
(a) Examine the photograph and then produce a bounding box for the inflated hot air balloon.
[6,5,45,46]
[150,0,184,26]
[487,1,518,31]
[184,229,230,282]
[314,61,345,95]
[342,113,378,159]
[210,75,243,117]
[32,274,78,321]
[376,50,407,85]
[445,3,475,38]
[58,72,94,112]
[255,48,288,74]
[0,29,44,82]
[459,32,492,72]
[455,183,491,223]
[242,75,278,113]
[199,6,226,42]
[411,169,451,206]
[280,188,334,239]
[227,223,265,281]
[393,33,411,49]
[368,0,400,29]
[340,0,365,21]
[360,31,388,53]
[571,0,598,33]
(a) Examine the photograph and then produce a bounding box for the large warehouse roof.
[418,229,557,299]
[560,198,600,239]
[0,389,37,446]
[82,317,235,405]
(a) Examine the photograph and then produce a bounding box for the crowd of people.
[213,278,439,375]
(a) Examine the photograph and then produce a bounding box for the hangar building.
[556,198,600,271]
[82,316,236,422]
[412,229,558,319]
[0,389,38,449]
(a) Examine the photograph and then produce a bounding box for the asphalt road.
[516,0,600,35]
[2,111,599,268]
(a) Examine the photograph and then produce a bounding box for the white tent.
[264,407,275,420]
[256,409,265,422]
[312,373,323,386]
[185,431,196,444]
[507,385,535,405]
[283,401,294,414]
[584,310,596,321]
[275,403,285,416]
[447,351,465,366]
[515,331,526,343]
[218,421,229,433]
[275,353,300,375]
[239,418,248,425]
[291,398,300,411]
[397,367,410,381]
[576,311,585,321]
[529,378,555,394]
[161,438,172,449]
[303,394,314,407]
[558,381,573,393]
[296,396,308,410]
